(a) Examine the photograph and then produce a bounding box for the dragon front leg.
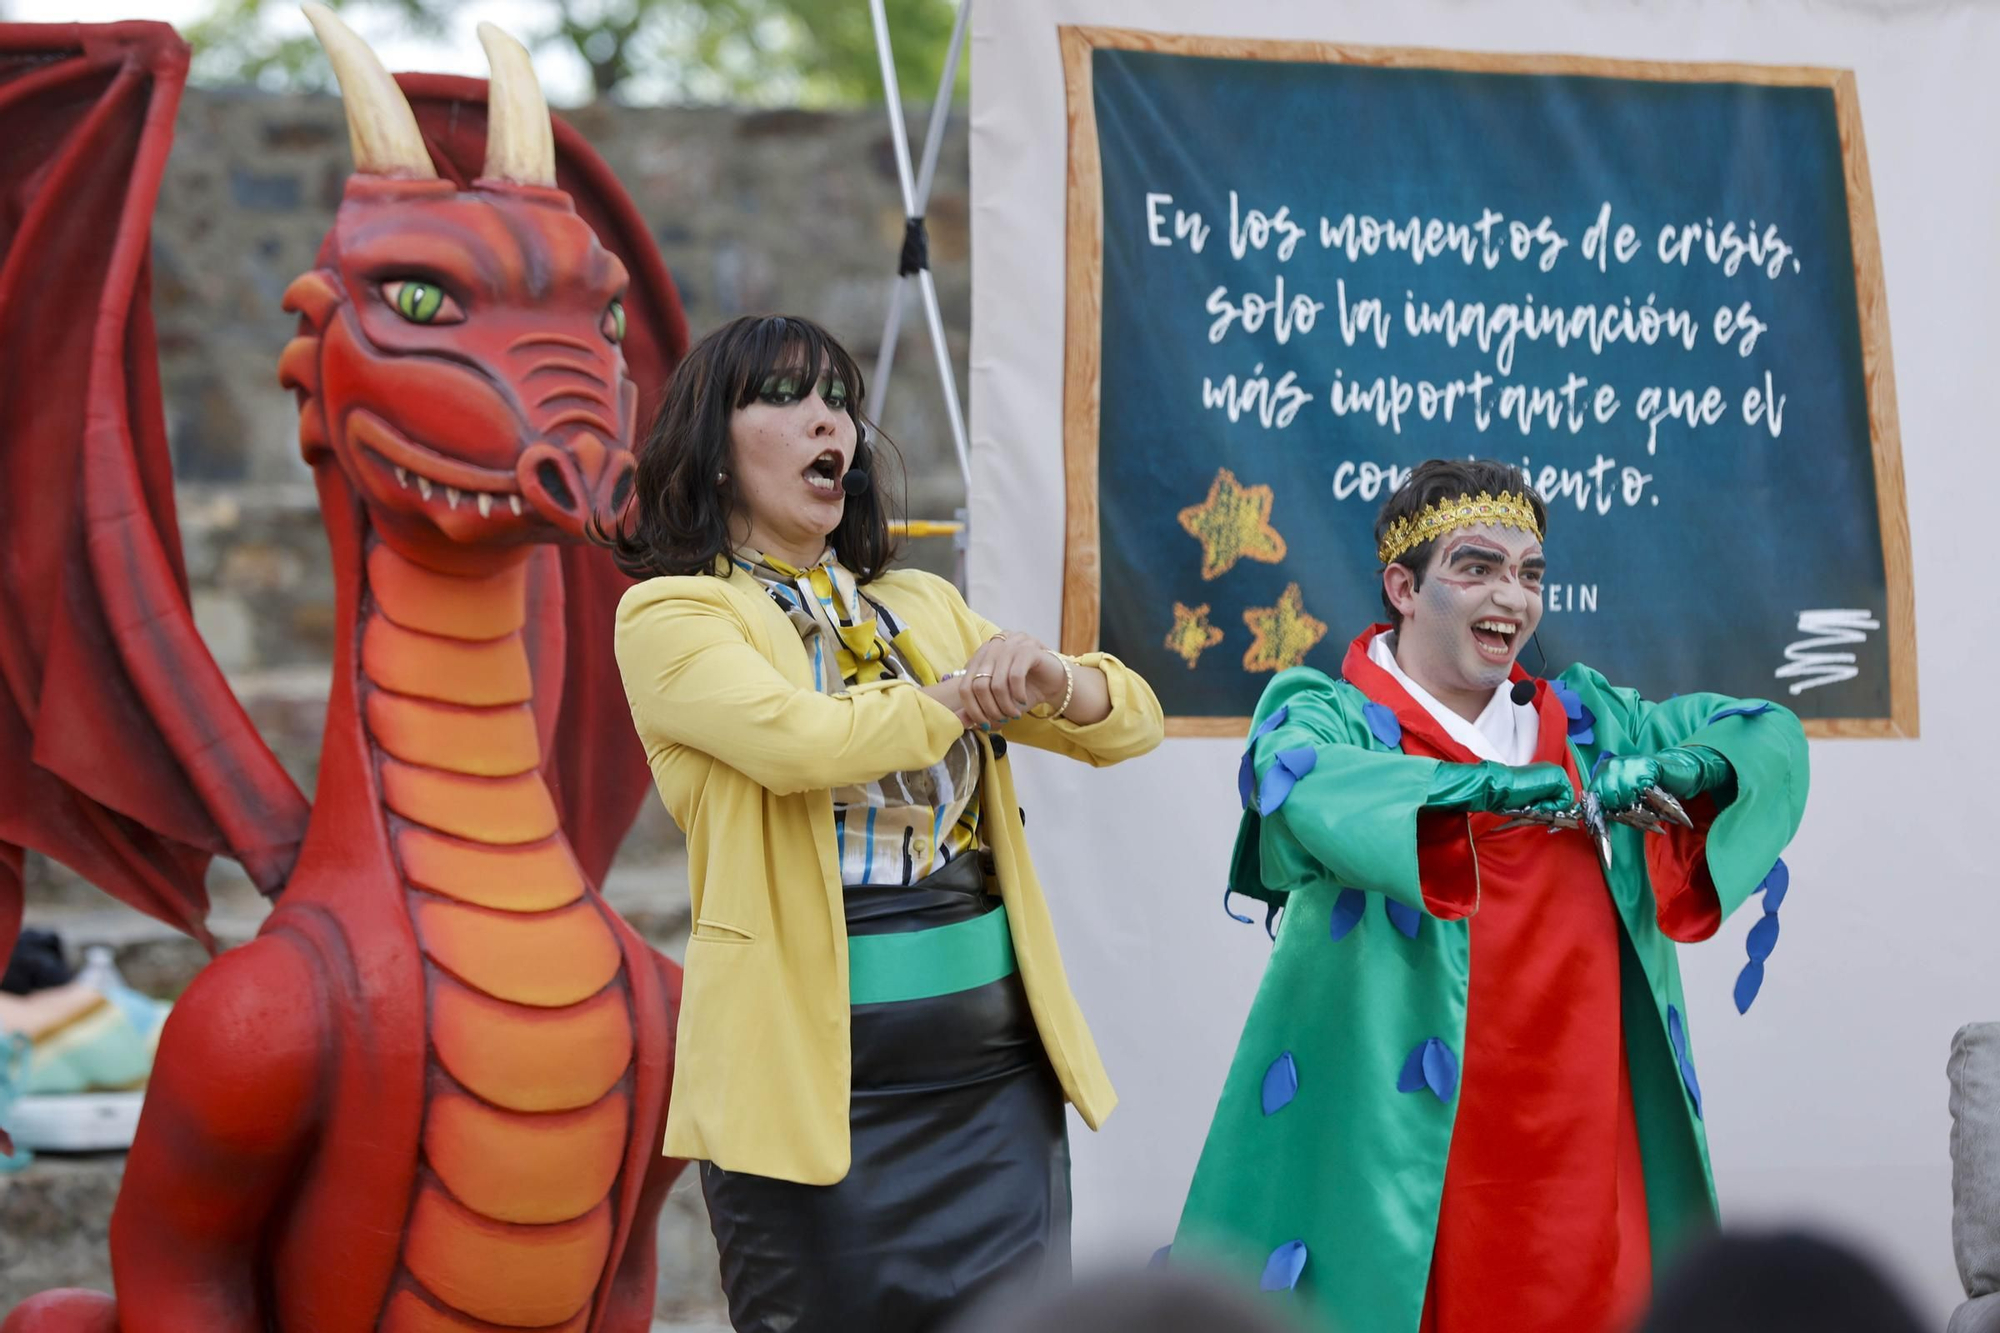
[105,934,326,1332]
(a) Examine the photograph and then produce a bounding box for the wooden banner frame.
[1056,24,1917,739]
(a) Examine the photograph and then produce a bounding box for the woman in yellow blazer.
[610,315,1164,1333]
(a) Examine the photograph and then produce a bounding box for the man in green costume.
[1173,458,1809,1333]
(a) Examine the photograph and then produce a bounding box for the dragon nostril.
[536,459,577,512]
[610,468,633,513]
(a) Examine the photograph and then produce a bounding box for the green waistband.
[847,904,1017,1006]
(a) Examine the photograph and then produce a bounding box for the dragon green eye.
[605,300,626,343]
[393,281,445,323]
[379,279,463,326]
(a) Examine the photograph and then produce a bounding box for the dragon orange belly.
[366,543,637,1331]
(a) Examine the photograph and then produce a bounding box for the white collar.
[1367,630,1540,766]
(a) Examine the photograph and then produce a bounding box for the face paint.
[1390,522,1545,719]
[726,357,859,567]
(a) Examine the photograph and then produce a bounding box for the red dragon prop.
[1,9,690,1329]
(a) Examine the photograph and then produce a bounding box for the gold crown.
[1376,489,1543,565]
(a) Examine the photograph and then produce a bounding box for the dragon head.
[281,5,635,570]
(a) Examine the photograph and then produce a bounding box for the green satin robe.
[1172,660,1809,1332]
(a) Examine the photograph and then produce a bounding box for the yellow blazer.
[614,563,1165,1184]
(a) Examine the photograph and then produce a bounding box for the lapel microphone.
[1510,631,1550,706]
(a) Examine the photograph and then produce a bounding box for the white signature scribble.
[1775,609,1879,694]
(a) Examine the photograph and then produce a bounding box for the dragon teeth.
[445,486,462,509]
[509,496,523,516]
[477,493,493,518]
[416,477,432,500]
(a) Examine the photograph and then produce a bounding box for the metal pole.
[869,0,920,217]
[916,267,971,499]
[866,0,973,501]
[870,284,907,414]
[870,0,968,415]
[914,0,970,214]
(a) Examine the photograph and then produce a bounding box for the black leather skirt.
[700,853,1072,1333]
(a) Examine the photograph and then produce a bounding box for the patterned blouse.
[737,549,982,887]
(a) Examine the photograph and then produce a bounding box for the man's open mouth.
[1471,618,1520,660]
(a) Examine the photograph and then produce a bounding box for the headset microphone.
[1509,631,1552,706]
[840,468,871,496]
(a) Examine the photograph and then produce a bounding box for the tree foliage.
[184,0,966,106]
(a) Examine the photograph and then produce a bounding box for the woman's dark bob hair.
[606,314,899,582]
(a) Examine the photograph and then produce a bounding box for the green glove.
[1590,746,1733,810]
[1424,761,1574,814]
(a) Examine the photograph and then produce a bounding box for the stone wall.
[7,88,971,1324]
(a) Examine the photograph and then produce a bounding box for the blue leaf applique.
[1396,1044,1428,1094]
[1223,886,1255,925]
[1328,888,1366,942]
[1745,912,1780,962]
[1260,1239,1309,1292]
[1238,705,1291,810]
[1549,679,1595,742]
[1708,701,1774,725]
[1667,1003,1703,1118]
[1251,704,1292,742]
[1733,958,1766,1015]
[1262,1051,1299,1115]
[1736,858,1791,1013]
[1398,1039,1457,1103]
[1384,897,1422,940]
[1761,858,1790,912]
[1421,1038,1460,1102]
[1257,746,1319,816]
[1363,701,1402,750]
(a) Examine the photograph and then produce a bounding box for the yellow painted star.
[1242,583,1327,674]
[1165,601,1225,669]
[1177,467,1287,581]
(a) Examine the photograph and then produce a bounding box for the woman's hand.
[926,631,1113,731]
[917,672,1026,730]
[917,672,1021,730]
[956,631,1065,727]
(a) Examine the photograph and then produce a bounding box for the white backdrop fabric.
[966,0,2000,1319]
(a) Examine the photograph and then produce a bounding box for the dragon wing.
[0,22,310,963]
[399,73,690,886]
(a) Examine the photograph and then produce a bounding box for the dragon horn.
[301,2,437,180]
[476,22,557,188]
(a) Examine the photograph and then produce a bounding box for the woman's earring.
[716,471,728,485]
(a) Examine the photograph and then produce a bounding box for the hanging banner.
[1057,28,1915,737]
